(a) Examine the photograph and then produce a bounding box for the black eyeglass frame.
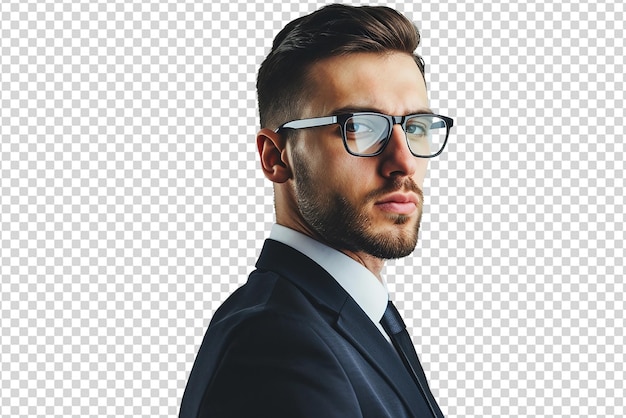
[275,112,454,158]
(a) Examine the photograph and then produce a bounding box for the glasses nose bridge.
[390,115,405,127]
[387,115,408,139]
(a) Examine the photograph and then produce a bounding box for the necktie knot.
[380,300,406,336]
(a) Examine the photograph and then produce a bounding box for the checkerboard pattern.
[1,1,624,417]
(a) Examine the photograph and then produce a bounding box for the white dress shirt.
[269,223,391,342]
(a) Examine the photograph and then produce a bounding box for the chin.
[377,211,417,226]
[391,214,411,225]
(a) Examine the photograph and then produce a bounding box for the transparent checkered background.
[1,0,624,416]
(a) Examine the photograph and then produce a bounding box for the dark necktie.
[380,300,443,418]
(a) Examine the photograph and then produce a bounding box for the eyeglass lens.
[344,114,448,157]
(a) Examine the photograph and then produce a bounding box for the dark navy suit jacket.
[179,239,443,417]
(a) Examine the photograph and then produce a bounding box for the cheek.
[315,156,371,200]
[321,160,355,191]
[300,136,355,183]
[333,160,381,204]
[414,160,429,188]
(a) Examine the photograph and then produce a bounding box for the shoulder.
[182,268,359,418]
[201,300,360,417]
[200,268,344,370]
[210,268,339,333]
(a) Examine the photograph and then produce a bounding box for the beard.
[291,149,424,259]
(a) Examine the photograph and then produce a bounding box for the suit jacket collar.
[256,239,348,313]
[256,239,426,417]
[268,223,389,331]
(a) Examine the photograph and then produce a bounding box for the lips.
[374,193,420,215]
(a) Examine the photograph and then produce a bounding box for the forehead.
[305,52,429,117]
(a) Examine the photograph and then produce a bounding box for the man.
[180,4,453,417]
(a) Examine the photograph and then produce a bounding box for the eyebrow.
[329,106,435,115]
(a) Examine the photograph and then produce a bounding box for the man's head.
[256,5,449,271]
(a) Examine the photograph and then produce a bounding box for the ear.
[256,128,292,183]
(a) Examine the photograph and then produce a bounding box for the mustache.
[365,178,424,206]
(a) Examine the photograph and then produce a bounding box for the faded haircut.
[256,4,425,131]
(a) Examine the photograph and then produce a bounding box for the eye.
[405,122,427,135]
[345,121,375,134]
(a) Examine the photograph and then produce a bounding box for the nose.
[379,124,418,178]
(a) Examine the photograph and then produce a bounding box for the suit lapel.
[256,240,426,417]
[335,298,431,417]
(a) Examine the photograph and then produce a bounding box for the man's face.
[286,52,430,259]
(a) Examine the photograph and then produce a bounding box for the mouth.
[374,192,420,215]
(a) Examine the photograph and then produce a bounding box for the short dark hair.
[256,4,425,131]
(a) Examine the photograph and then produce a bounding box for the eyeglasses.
[275,112,454,158]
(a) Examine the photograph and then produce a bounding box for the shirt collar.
[269,224,389,335]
